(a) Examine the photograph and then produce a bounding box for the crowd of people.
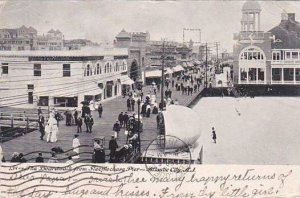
[3,69,209,164]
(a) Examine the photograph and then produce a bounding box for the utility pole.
[215,42,220,72]
[205,43,208,88]
[161,40,165,110]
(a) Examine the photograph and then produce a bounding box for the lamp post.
[137,98,141,153]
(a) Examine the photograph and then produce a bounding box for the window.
[95,63,101,75]
[286,52,291,59]
[1,63,8,74]
[240,47,264,61]
[116,62,120,71]
[85,64,92,76]
[34,64,41,76]
[28,92,33,104]
[105,63,109,73]
[63,64,71,77]
[109,63,112,73]
[292,52,298,59]
[27,84,34,90]
[272,52,281,61]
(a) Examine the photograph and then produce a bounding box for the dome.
[242,0,261,12]
[162,105,201,147]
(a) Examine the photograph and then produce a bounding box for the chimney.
[288,13,295,21]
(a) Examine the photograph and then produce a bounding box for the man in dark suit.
[109,136,118,162]
[84,115,90,133]
[77,116,82,133]
[38,113,45,140]
[88,115,94,133]
[113,121,121,139]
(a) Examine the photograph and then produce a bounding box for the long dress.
[46,116,58,143]
[72,138,80,159]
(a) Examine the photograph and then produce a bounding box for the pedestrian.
[46,113,58,143]
[131,98,135,111]
[88,114,94,133]
[212,127,217,144]
[118,112,124,128]
[93,140,105,163]
[10,152,20,162]
[146,104,151,117]
[127,98,131,111]
[19,153,27,163]
[74,109,78,125]
[84,115,90,133]
[48,153,59,163]
[113,121,121,139]
[38,107,42,115]
[66,156,74,164]
[141,103,147,117]
[77,116,82,133]
[123,112,129,128]
[38,113,45,140]
[35,152,44,163]
[98,104,103,118]
[72,134,80,159]
[168,89,172,98]
[109,135,118,162]
[54,111,60,127]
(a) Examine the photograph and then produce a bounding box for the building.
[0,26,37,51]
[64,39,99,50]
[114,29,150,82]
[233,0,300,86]
[0,26,64,51]
[0,48,130,109]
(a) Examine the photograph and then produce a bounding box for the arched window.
[123,61,127,71]
[85,64,92,76]
[95,63,101,75]
[105,63,109,73]
[109,63,112,73]
[115,62,119,72]
[240,47,265,61]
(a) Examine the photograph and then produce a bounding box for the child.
[212,127,217,144]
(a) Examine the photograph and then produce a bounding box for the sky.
[0,0,300,52]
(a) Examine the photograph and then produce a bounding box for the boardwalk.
[1,80,204,163]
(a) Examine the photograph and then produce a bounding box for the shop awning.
[165,68,173,74]
[145,70,161,78]
[172,65,184,72]
[120,75,134,85]
[194,60,201,65]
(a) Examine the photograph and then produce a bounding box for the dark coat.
[94,148,105,163]
[109,139,118,151]
[113,123,121,132]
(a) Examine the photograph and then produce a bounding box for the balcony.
[272,60,300,65]
[234,31,268,41]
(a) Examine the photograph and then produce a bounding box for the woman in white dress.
[46,113,58,143]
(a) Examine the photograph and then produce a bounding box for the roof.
[3,29,18,36]
[172,65,184,72]
[0,47,128,57]
[242,0,261,12]
[162,105,201,147]
[28,26,37,33]
[116,29,131,38]
[55,30,62,34]
[48,29,55,33]
[269,17,300,49]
